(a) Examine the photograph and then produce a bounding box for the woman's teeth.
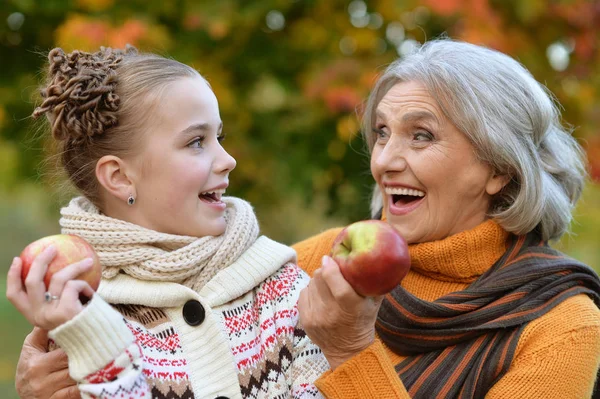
[385,187,425,197]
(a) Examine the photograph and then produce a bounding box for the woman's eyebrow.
[402,111,440,126]
[375,110,440,126]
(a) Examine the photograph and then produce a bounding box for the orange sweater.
[292,220,600,398]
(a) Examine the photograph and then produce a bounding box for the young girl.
[6,46,328,399]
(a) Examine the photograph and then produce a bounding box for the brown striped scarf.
[376,232,600,399]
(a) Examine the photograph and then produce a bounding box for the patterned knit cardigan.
[48,237,329,399]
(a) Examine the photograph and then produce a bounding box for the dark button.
[215,397,229,399]
[182,300,205,326]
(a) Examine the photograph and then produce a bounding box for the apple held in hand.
[330,220,410,296]
[20,234,102,291]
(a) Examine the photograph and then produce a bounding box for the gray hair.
[363,39,586,241]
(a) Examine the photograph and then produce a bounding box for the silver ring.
[44,292,60,302]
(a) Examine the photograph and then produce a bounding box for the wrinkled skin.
[298,256,383,370]
[15,328,79,399]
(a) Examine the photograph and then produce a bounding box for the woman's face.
[127,76,236,237]
[370,81,506,244]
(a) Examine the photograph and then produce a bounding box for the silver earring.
[127,195,135,206]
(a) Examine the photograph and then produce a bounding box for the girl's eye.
[217,133,226,143]
[188,137,205,149]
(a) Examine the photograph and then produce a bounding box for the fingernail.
[12,257,19,265]
[321,255,330,268]
[46,245,56,252]
[81,258,94,267]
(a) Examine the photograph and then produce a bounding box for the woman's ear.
[95,155,136,203]
[486,173,511,196]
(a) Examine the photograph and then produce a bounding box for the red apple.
[330,220,410,296]
[20,234,102,291]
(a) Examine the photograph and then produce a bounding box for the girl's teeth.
[199,188,226,203]
[384,187,425,197]
[200,189,225,197]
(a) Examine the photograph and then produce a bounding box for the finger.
[59,280,95,308]
[24,327,50,351]
[47,258,93,299]
[51,384,81,399]
[297,288,310,325]
[311,266,336,305]
[43,280,94,329]
[6,257,31,313]
[298,284,320,332]
[48,367,77,393]
[24,245,57,300]
[44,347,70,370]
[321,256,361,302]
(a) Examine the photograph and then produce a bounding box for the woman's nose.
[373,137,408,173]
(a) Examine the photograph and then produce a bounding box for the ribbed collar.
[407,219,509,282]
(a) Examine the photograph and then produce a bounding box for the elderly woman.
[295,40,600,398]
[13,40,600,398]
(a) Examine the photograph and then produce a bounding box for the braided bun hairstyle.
[33,46,200,208]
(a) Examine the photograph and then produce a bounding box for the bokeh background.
[1,0,599,396]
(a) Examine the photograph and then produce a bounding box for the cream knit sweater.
[49,236,329,399]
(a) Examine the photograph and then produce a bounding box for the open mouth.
[199,189,225,203]
[386,187,425,207]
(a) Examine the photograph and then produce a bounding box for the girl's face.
[126,76,236,237]
[370,81,506,244]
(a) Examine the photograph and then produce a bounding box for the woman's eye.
[217,134,226,143]
[373,127,388,139]
[414,131,433,141]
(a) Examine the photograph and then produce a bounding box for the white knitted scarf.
[59,196,260,292]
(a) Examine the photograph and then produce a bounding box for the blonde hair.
[363,39,586,241]
[33,46,200,207]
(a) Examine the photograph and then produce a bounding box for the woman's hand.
[15,327,79,399]
[298,255,384,370]
[6,245,95,330]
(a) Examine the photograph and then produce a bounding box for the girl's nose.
[217,146,236,174]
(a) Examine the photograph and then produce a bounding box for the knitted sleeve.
[286,265,332,398]
[48,295,150,398]
[315,339,410,398]
[292,227,344,277]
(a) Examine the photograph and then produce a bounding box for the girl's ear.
[95,155,136,203]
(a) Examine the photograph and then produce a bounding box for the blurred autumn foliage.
[1,0,599,260]
[0,0,599,393]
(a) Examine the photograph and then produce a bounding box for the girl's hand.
[6,245,96,331]
[298,255,384,370]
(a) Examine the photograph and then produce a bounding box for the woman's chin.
[386,220,416,245]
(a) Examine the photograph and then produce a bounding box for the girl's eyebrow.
[178,122,223,137]
[179,123,210,137]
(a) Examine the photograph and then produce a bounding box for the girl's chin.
[203,220,227,237]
